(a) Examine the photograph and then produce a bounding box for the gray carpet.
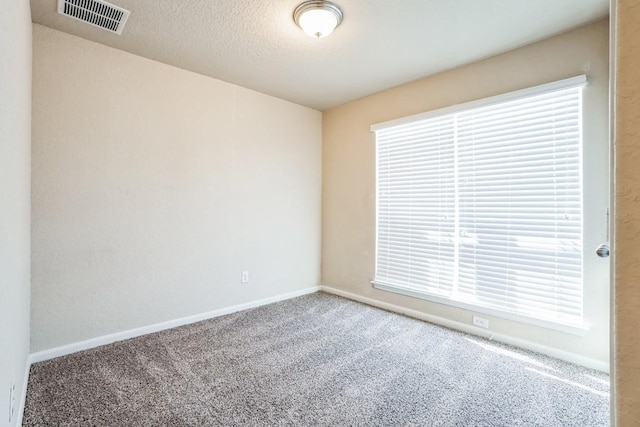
[23,292,610,426]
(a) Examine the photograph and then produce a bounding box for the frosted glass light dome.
[293,1,343,39]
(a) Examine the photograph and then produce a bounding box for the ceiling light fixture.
[293,1,343,39]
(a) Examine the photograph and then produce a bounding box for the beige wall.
[614,1,640,425]
[323,20,610,367]
[31,25,322,352]
[0,1,31,426]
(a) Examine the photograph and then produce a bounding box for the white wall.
[0,1,31,426]
[322,19,610,367]
[31,25,322,352]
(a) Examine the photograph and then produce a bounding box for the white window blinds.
[373,76,585,328]
[376,116,457,297]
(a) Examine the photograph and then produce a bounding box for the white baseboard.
[320,285,609,373]
[30,286,320,364]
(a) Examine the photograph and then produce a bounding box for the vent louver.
[57,0,130,35]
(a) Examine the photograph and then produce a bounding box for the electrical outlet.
[8,381,15,423]
[241,270,249,284]
[472,315,489,329]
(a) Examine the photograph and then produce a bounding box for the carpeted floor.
[23,292,610,426]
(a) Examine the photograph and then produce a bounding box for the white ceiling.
[31,0,609,111]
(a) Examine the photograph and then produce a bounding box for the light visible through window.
[372,76,585,328]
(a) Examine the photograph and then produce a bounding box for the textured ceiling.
[31,0,609,110]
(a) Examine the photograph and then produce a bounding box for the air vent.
[57,0,130,35]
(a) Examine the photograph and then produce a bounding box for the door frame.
[608,0,616,425]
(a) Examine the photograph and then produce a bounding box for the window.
[372,76,585,331]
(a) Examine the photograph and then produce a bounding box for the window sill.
[371,281,590,337]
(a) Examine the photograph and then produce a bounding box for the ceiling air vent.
[57,0,130,35]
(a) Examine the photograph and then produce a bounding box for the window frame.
[371,75,589,336]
